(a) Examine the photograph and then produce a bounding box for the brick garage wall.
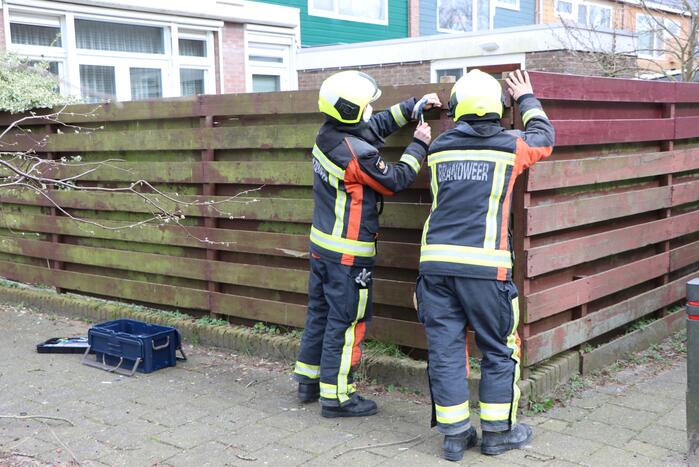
[298,61,431,90]
[221,22,245,93]
[525,50,636,78]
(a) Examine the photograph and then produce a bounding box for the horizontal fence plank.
[526,210,699,277]
[525,271,698,365]
[41,161,314,185]
[670,240,699,272]
[0,259,425,348]
[524,252,670,323]
[551,119,675,147]
[526,186,671,236]
[0,85,450,126]
[0,236,415,308]
[676,116,699,140]
[529,72,679,103]
[0,191,430,230]
[0,213,421,269]
[672,180,699,206]
[527,148,699,191]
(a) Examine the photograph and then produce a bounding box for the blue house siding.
[421,0,535,36]
[256,0,408,46]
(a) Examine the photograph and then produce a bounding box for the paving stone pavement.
[0,303,689,466]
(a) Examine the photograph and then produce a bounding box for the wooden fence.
[0,72,697,369]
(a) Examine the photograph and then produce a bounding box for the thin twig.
[46,424,80,466]
[333,434,424,458]
[0,415,74,426]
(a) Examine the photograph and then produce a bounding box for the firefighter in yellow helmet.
[293,70,440,417]
[416,69,554,459]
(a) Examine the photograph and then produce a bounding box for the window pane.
[249,55,284,63]
[557,0,573,14]
[438,0,473,32]
[577,4,587,25]
[637,16,654,54]
[179,38,206,57]
[436,68,464,82]
[80,64,116,103]
[10,23,61,47]
[180,68,205,96]
[338,0,386,21]
[252,75,280,93]
[477,0,490,30]
[130,68,162,100]
[76,19,164,54]
[313,0,334,11]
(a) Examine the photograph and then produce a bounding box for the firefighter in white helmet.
[293,70,441,417]
[417,69,555,459]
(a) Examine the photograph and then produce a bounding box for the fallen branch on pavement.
[333,434,423,459]
[0,414,74,426]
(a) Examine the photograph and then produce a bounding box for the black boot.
[442,426,478,461]
[481,423,533,456]
[321,394,378,418]
[298,382,320,403]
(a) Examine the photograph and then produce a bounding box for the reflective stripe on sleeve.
[400,153,421,174]
[390,103,408,127]
[522,108,548,126]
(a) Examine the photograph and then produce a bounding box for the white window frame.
[555,0,613,30]
[307,0,389,26]
[436,0,496,34]
[495,0,520,12]
[636,13,667,59]
[5,5,218,101]
[430,54,526,83]
[244,26,297,93]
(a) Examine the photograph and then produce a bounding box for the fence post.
[688,278,699,464]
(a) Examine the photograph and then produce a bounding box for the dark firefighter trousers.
[416,275,522,434]
[294,256,372,406]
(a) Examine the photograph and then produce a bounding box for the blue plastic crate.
[82,319,186,376]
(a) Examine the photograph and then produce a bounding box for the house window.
[75,19,164,54]
[577,3,611,29]
[495,0,520,11]
[80,64,116,103]
[10,23,62,47]
[556,1,612,29]
[436,68,464,82]
[637,14,666,58]
[308,0,388,25]
[180,68,205,96]
[437,0,492,33]
[179,38,206,57]
[130,68,163,100]
[252,75,281,92]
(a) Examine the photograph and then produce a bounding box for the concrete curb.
[1,284,570,406]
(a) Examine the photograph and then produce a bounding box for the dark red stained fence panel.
[0,72,697,369]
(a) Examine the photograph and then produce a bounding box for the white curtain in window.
[338,0,385,20]
[76,19,164,54]
[180,68,205,96]
[252,75,280,93]
[130,68,162,100]
[313,0,334,11]
[179,39,206,57]
[80,64,116,103]
[10,23,61,47]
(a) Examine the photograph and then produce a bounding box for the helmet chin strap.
[362,104,373,122]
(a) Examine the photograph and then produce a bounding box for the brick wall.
[298,61,431,90]
[221,22,246,93]
[524,50,636,77]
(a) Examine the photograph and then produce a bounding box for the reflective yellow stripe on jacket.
[310,226,375,257]
[420,244,512,269]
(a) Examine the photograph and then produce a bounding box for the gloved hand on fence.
[412,93,442,121]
